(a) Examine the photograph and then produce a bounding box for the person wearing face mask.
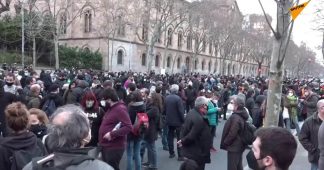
[220,95,249,170]
[99,88,132,170]
[23,104,113,170]
[81,91,104,147]
[283,89,300,135]
[177,96,212,170]
[246,127,297,170]
[300,86,319,119]
[114,79,127,102]
[28,108,49,139]
[4,73,18,95]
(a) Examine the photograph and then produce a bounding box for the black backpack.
[239,116,256,146]
[32,154,94,170]
[9,142,45,170]
[42,99,56,117]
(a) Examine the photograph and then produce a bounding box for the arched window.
[142,24,148,40]
[209,41,213,54]
[167,56,171,68]
[59,13,67,34]
[185,57,190,69]
[202,60,205,70]
[194,59,198,70]
[177,57,181,69]
[187,34,192,50]
[117,50,123,65]
[141,53,146,66]
[84,47,90,53]
[194,35,199,50]
[167,28,173,46]
[117,15,125,36]
[178,31,183,48]
[155,55,160,67]
[208,61,212,72]
[202,38,206,52]
[214,60,217,73]
[84,10,92,33]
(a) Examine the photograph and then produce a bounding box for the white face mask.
[288,92,293,97]
[100,100,106,107]
[227,103,234,111]
[86,100,94,108]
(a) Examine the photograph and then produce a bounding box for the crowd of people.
[0,66,323,170]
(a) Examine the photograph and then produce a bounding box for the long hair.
[149,92,163,113]
[80,90,99,111]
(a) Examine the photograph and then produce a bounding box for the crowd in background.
[0,64,323,170]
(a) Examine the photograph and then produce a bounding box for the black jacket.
[220,109,249,153]
[0,131,46,170]
[303,93,319,117]
[40,93,64,109]
[127,101,146,140]
[180,108,212,165]
[164,93,185,127]
[0,91,17,136]
[299,112,322,163]
[84,107,104,147]
[144,103,159,142]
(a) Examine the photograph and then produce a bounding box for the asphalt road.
[119,120,309,170]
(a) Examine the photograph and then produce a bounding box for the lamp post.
[21,0,26,68]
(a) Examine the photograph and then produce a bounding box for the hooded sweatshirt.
[0,131,46,170]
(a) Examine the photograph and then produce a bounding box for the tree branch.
[258,0,279,39]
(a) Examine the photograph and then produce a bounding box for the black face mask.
[115,84,122,89]
[246,150,265,170]
[30,124,47,138]
[6,82,14,86]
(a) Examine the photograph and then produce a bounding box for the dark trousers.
[102,147,124,170]
[227,151,243,170]
[222,104,228,120]
[168,126,182,157]
[210,125,216,146]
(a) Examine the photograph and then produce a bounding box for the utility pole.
[21,1,25,68]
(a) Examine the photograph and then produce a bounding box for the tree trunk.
[322,31,324,60]
[264,0,293,127]
[54,35,59,69]
[32,37,36,68]
[257,62,262,77]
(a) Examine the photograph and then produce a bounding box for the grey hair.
[170,84,179,93]
[317,99,324,109]
[46,104,90,152]
[230,95,245,108]
[194,96,209,108]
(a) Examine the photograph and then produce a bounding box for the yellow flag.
[290,0,311,20]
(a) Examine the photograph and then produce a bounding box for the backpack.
[42,99,56,117]
[239,116,256,146]
[132,112,149,136]
[32,154,94,170]
[9,142,45,170]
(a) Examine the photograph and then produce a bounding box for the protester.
[27,84,42,109]
[247,127,297,170]
[284,89,300,135]
[80,90,104,147]
[299,99,324,170]
[99,88,132,170]
[28,108,49,139]
[205,90,219,151]
[23,104,113,170]
[127,90,145,170]
[0,81,17,137]
[4,72,19,95]
[0,102,46,170]
[164,84,185,161]
[301,86,319,118]
[178,96,212,170]
[221,95,249,170]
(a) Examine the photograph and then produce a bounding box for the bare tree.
[0,0,11,15]
[33,0,88,69]
[259,0,296,127]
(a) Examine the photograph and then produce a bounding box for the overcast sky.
[236,0,323,63]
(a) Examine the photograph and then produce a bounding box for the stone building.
[4,0,269,76]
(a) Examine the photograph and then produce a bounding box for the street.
[119,119,309,170]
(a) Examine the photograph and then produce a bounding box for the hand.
[177,140,182,147]
[104,132,112,141]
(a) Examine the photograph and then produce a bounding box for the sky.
[236,0,323,63]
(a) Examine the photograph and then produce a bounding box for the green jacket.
[206,100,218,126]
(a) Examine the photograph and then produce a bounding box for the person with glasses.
[299,99,324,170]
[220,95,249,170]
[177,96,212,170]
